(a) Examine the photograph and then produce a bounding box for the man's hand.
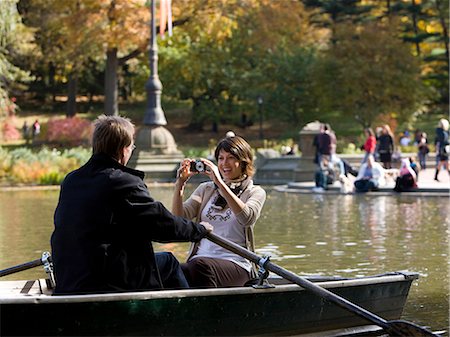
[200,221,213,233]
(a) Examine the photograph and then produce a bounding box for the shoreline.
[0,181,177,192]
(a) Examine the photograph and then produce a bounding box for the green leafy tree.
[316,21,426,128]
[0,0,33,118]
[158,0,316,130]
[364,0,449,113]
[301,0,374,44]
[20,0,106,116]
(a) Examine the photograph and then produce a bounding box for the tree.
[301,0,374,44]
[366,0,449,112]
[158,0,317,130]
[20,0,106,116]
[316,21,426,128]
[0,0,33,118]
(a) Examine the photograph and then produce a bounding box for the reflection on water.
[0,186,448,333]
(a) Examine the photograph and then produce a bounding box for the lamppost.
[257,95,263,139]
[131,0,182,176]
[144,0,167,125]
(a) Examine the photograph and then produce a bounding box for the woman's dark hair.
[365,128,375,137]
[214,136,255,177]
[92,115,135,160]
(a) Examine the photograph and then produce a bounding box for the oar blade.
[387,320,439,337]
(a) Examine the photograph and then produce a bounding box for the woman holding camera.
[172,135,266,288]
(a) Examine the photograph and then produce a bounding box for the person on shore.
[51,115,213,295]
[326,123,337,160]
[313,155,335,192]
[354,154,385,193]
[393,158,418,192]
[172,136,266,288]
[361,128,376,164]
[434,118,450,181]
[376,125,395,169]
[22,121,30,144]
[31,119,40,141]
[313,123,331,167]
[399,130,411,146]
[417,132,429,170]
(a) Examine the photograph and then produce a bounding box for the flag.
[159,0,167,37]
[167,0,172,37]
[159,0,173,38]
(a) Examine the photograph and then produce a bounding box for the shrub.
[38,171,66,185]
[9,147,38,163]
[46,117,92,146]
[10,160,47,184]
[0,146,11,179]
[341,143,363,154]
[1,146,91,185]
[1,118,21,141]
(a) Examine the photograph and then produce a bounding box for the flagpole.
[144,0,167,125]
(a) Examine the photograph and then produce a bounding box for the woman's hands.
[176,159,198,184]
[177,158,223,185]
[200,158,222,185]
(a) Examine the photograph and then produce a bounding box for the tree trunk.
[104,48,118,116]
[188,98,205,131]
[66,72,78,118]
[48,62,56,104]
[411,0,421,56]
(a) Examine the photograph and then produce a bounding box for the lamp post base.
[128,125,184,181]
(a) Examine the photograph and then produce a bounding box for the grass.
[2,98,444,154]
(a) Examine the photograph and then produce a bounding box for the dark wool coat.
[51,153,207,294]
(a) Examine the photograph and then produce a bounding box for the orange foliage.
[10,161,49,184]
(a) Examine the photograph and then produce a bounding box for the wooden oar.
[0,252,52,278]
[207,232,438,337]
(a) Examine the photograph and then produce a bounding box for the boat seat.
[17,279,53,296]
[20,280,37,294]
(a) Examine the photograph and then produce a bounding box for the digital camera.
[190,160,205,173]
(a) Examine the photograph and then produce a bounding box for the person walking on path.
[376,124,395,169]
[361,128,376,164]
[434,118,450,181]
[22,121,30,144]
[417,132,429,170]
[31,119,40,142]
[316,123,333,168]
[51,115,213,295]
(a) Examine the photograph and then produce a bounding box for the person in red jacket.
[361,128,376,164]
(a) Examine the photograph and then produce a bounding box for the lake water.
[0,186,448,334]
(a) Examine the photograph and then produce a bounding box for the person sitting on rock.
[354,155,385,193]
[393,158,418,192]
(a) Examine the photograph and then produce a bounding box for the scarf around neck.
[211,175,251,210]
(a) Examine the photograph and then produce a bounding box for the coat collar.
[90,153,145,180]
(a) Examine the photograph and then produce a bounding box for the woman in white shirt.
[354,154,385,192]
[172,136,266,287]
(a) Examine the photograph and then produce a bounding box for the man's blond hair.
[92,115,135,161]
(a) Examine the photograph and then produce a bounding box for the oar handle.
[207,232,409,335]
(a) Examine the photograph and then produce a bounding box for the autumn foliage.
[46,117,92,146]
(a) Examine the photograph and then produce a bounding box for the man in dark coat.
[51,115,213,294]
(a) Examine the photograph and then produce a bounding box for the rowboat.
[1,271,419,336]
